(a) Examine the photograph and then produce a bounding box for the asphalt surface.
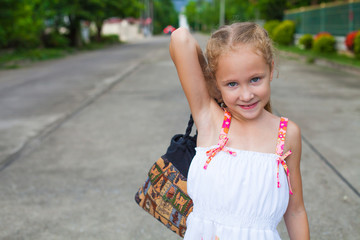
[0,34,359,239]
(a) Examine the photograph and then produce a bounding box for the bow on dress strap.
[276,150,293,195]
[203,110,237,170]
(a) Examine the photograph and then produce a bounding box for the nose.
[239,86,254,102]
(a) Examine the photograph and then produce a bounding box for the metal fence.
[284,0,360,36]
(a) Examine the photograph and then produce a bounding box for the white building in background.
[101,18,144,42]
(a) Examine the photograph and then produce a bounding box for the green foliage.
[0,0,43,49]
[0,26,7,48]
[185,0,222,32]
[185,1,197,30]
[258,0,287,20]
[184,0,257,32]
[0,48,69,69]
[273,20,295,46]
[119,0,142,18]
[153,0,178,35]
[21,48,63,60]
[264,20,280,39]
[314,32,332,41]
[0,0,142,49]
[306,56,315,64]
[43,32,70,48]
[299,34,313,49]
[354,32,360,59]
[101,34,120,44]
[198,0,219,31]
[277,44,360,69]
[313,35,336,53]
[226,0,257,23]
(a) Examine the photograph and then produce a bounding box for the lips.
[239,101,258,110]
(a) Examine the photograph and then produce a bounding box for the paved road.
[0,34,359,239]
[0,40,164,169]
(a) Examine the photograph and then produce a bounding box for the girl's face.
[215,44,273,121]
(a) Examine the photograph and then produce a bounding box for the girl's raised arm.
[169,28,212,120]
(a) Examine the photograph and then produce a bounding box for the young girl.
[169,22,309,239]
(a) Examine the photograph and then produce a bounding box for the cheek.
[258,85,271,99]
[220,89,238,103]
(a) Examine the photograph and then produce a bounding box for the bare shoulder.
[285,120,302,157]
[287,120,301,142]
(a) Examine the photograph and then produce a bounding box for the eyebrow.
[221,72,265,82]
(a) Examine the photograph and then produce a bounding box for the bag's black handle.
[184,115,194,138]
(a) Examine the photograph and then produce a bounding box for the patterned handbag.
[135,115,197,237]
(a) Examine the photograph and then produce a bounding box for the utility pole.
[143,0,152,37]
[150,0,153,35]
[219,0,225,27]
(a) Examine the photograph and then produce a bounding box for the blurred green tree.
[184,0,334,29]
[185,0,258,32]
[0,0,142,49]
[0,0,43,48]
[185,1,198,30]
[257,0,287,20]
[185,0,219,31]
[153,0,178,34]
[226,0,257,23]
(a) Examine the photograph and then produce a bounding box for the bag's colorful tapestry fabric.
[135,157,193,237]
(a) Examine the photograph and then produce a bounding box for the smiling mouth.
[239,102,258,110]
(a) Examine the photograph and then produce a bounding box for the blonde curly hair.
[204,22,275,112]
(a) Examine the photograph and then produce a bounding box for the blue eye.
[228,82,238,87]
[250,77,260,83]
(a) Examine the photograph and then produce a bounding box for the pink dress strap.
[276,117,293,195]
[203,109,237,170]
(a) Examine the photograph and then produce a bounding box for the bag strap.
[162,114,197,178]
[184,115,194,138]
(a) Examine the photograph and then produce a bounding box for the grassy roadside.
[276,45,360,69]
[0,41,123,70]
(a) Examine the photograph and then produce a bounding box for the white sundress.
[184,110,293,240]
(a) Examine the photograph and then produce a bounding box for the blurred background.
[1,0,360,68]
[0,0,359,239]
